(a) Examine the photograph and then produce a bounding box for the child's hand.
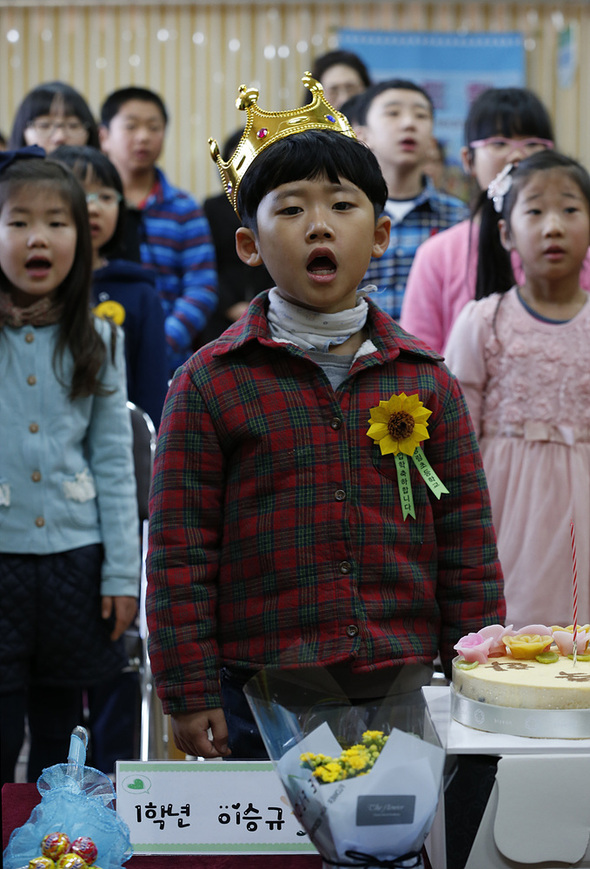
[171,709,231,758]
[101,595,138,641]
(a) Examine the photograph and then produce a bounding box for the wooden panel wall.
[0,2,588,200]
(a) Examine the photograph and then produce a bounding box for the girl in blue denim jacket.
[0,149,139,784]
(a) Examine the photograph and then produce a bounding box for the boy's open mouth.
[306,251,337,276]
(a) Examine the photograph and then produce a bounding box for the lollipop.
[41,833,70,860]
[55,855,88,869]
[4,728,131,869]
[69,837,98,865]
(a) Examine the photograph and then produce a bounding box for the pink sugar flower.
[516,624,553,637]
[553,628,590,656]
[454,632,495,664]
[478,624,515,657]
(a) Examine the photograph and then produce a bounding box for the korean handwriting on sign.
[135,802,191,831]
[218,803,285,832]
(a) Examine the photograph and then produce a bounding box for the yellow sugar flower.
[367,392,432,456]
[504,634,553,659]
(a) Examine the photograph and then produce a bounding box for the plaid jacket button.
[330,417,343,430]
[346,625,359,638]
[339,561,352,574]
[334,489,346,501]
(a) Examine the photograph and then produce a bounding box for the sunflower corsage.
[367,392,448,520]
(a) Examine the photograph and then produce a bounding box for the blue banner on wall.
[338,30,525,166]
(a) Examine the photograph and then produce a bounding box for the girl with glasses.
[400,87,590,353]
[9,81,99,152]
[53,145,169,430]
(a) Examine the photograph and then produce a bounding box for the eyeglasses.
[469,136,554,154]
[27,119,89,138]
[85,191,122,207]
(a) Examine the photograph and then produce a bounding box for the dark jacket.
[200,193,273,345]
[93,259,169,428]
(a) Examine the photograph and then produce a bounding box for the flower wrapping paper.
[276,722,444,864]
[243,668,446,866]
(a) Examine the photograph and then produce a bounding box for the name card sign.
[115,760,316,855]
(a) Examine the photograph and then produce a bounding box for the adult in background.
[306,49,372,110]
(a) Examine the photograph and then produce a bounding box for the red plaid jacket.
[146,292,505,713]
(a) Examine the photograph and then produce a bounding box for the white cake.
[450,625,590,737]
[452,654,590,710]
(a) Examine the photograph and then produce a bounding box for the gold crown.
[208,72,356,215]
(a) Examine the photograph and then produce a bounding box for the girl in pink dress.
[445,151,590,628]
[400,87,560,353]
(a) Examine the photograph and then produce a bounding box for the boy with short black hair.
[146,76,504,761]
[355,78,469,320]
[99,85,217,375]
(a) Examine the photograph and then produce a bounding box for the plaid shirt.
[146,293,504,713]
[364,178,469,320]
[139,168,218,371]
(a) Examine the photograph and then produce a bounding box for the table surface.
[2,783,323,869]
[10,688,582,868]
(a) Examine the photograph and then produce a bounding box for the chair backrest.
[127,401,157,523]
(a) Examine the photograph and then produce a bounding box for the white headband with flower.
[487,163,514,213]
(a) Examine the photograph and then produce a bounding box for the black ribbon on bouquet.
[323,849,423,868]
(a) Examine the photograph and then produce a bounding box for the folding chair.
[126,401,167,760]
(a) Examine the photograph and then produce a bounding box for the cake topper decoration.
[208,72,356,215]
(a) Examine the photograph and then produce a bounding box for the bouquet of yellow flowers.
[301,730,389,783]
[244,669,445,869]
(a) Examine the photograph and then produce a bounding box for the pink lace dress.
[445,287,590,628]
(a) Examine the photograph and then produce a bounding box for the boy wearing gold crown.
[146,76,504,763]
